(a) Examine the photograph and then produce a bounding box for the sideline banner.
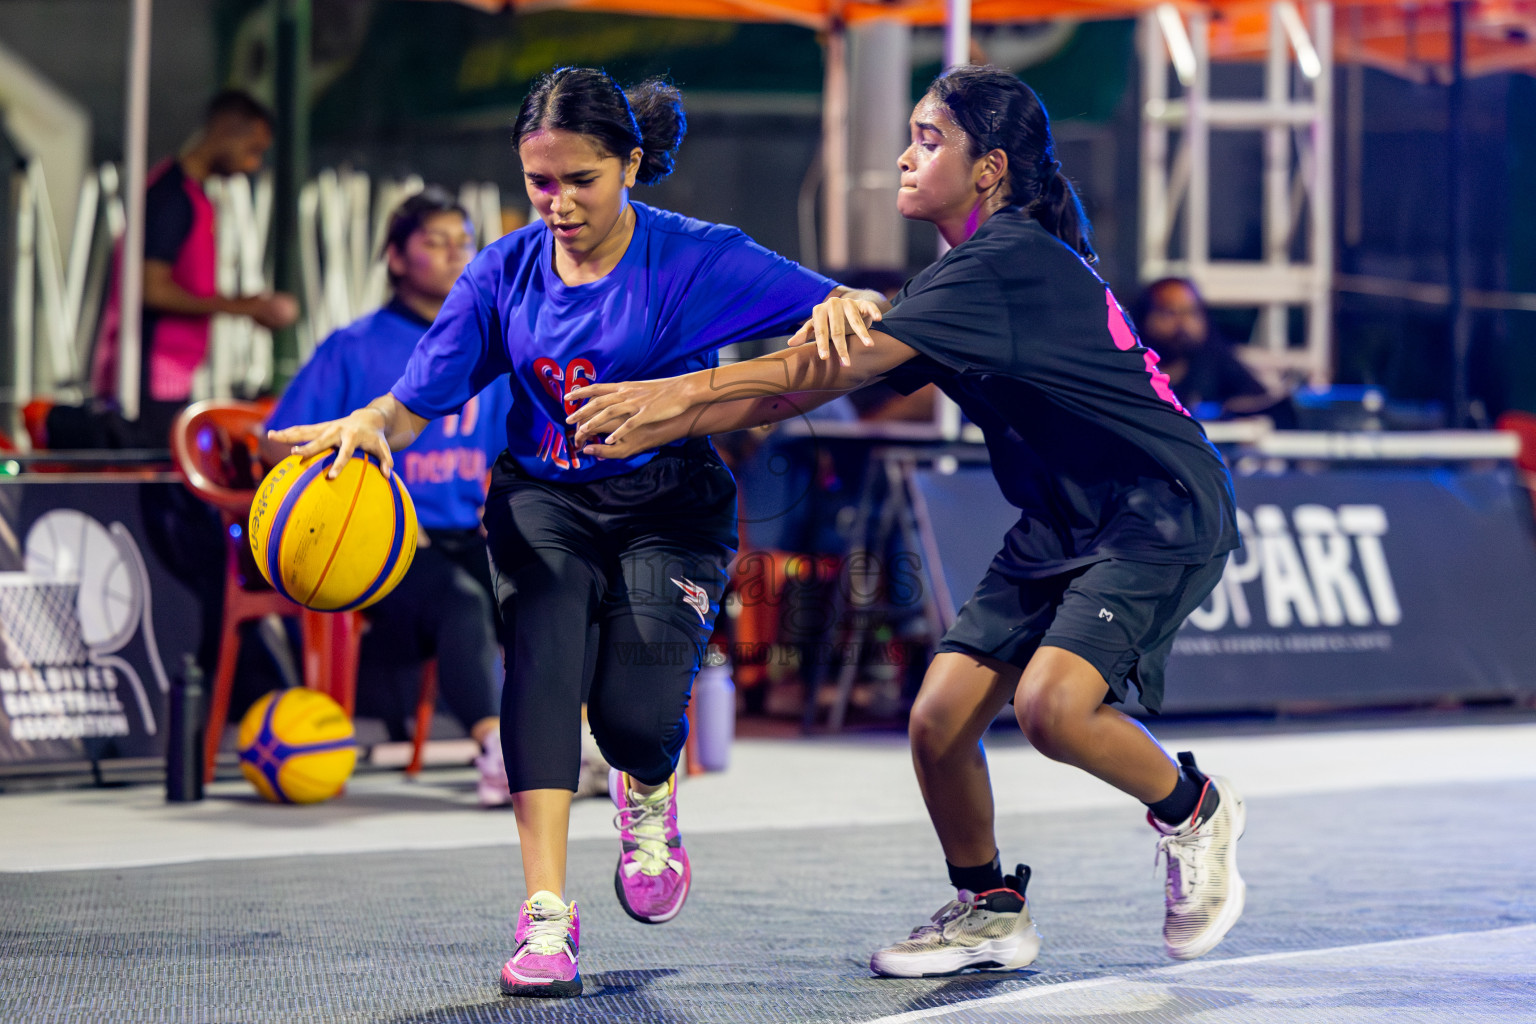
[0,477,204,765]
[915,465,1536,713]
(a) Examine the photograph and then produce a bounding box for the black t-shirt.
[1173,337,1267,412]
[144,162,195,263]
[139,162,196,384]
[875,208,1240,577]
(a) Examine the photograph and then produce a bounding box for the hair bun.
[625,79,687,185]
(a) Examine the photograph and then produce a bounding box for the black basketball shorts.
[939,554,1229,713]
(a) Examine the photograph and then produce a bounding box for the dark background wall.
[1334,72,1531,419]
[0,0,1529,416]
[0,0,216,166]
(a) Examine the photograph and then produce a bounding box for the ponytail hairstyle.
[513,67,687,185]
[926,64,1096,263]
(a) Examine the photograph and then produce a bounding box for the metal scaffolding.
[1140,1,1335,387]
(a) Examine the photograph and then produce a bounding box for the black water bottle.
[165,654,205,802]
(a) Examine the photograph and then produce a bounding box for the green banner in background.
[218,0,1132,143]
[219,1,826,140]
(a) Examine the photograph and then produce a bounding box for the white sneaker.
[870,866,1042,978]
[1151,754,1247,960]
[476,728,512,808]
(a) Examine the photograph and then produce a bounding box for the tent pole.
[116,0,152,422]
[271,0,310,387]
[1308,1,1335,388]
[932,0,973,440]
[945,0,973,67]
[847,20,910,270]
[821,17,850,270]
[1447,0,1470,426]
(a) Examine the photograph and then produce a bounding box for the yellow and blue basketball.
[237,688,357,804]
[248,450,417,611]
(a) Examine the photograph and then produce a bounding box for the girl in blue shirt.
[269,67,878,998]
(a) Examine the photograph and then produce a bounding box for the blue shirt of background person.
[266,186,509,801]
[268,303,509,530]
[390,200,839,484]
[267,195,510,531]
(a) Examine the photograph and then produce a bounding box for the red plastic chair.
[1496,410,1536,515]
[1496,410,1536,475]
[21,397,54,450]
[171,400,436,782]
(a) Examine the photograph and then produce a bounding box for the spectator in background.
[91,89,299,446]
[264,188,514,807]
[1131,277,1281,421]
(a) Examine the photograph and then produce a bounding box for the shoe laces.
[1155,820,1211,902]
[613,785,679,878]
[910,891,979,940]
[520,902,571,957]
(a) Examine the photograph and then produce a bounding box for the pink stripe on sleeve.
[1106,288,1188,416]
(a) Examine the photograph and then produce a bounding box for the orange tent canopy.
[445,0,1536,77]
[1207,0,1536,78]
[452,0,1159,27]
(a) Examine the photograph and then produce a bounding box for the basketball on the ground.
[237,688,357,804]
[248,450,417,611]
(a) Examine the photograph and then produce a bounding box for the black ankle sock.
[947,853,1004,893]
[1147,753,1209,825]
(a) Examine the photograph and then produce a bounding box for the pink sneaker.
[500,891,581,997]
[609,769,691,924]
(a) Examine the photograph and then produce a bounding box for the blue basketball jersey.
[390,201,838,483]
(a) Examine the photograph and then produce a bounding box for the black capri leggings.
[483,441,738,791]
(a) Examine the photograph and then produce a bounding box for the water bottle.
[693,647,736,772]
[165,654,205,802]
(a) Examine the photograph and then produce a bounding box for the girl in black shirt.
[566,65,1247,976]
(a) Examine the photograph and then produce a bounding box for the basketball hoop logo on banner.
[0,510,170,744]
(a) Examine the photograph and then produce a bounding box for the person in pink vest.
[91,90,298,446]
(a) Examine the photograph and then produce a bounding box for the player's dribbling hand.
[267,407,395,480]
[788,293,884,367]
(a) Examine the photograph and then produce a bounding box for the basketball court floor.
[5,712,1535,1023]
